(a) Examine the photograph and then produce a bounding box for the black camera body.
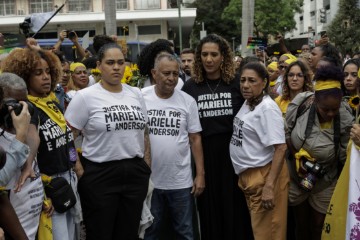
[303,160,326,178]
[299,159,326,192]
[66,30,76,39]
[0,98,34,129]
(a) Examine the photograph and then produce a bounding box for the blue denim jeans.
[144,187,194,240]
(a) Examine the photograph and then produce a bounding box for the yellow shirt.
[320,120,333,130]
[274,96,290,116]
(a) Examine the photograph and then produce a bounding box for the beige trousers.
[238,162,289,240]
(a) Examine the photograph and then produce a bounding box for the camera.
[0,98,34,129]
[66,30,76,39]
[299,159,326,192]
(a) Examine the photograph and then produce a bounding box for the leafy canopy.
[222,0,303,37]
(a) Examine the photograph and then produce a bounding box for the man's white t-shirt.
[229,95,285,175]
[65,83,148,163]
[142,86,202,189]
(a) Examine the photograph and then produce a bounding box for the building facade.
[285,0,339,43]
[0,0,196,48]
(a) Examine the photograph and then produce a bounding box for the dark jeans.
[78,157,150,240]
[145,188,193,240]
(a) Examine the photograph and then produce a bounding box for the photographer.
[54,30,87,62]
[285,65,353,240]
[0,74,31,240]
[0,76,31,186]
[0,73,48,240]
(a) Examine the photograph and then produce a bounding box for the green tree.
[189,0,239,48]
[222,0,303,38]
[327,0,360,54]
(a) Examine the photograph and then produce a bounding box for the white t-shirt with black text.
[229,95,285,174]
[65,83,148,163]
[142,86,202,189]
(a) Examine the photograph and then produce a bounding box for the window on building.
[29,0,53,13]
[68,0,91,12]
[300,16,303,21]
[138,25,161,35]
[134,0,160,10]
[310,11,315,17]
[116,0,128,10]
[0,0,15,15]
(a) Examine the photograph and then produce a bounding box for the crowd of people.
[0,30,359,240]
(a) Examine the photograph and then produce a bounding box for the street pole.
[177,0,183,52]
[314,0,318,39]
[241,0,254,56]
[232,37,235,52]
[104,0,116,36]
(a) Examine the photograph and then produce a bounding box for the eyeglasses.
[63,70,71,75]
[288,73,304,78]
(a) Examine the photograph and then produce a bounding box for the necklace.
[206,79,222,100]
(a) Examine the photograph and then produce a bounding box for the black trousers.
[78,157,151,240]
[198,133,253,240]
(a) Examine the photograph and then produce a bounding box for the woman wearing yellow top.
[275,60,313,116]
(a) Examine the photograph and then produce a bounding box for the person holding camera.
[285,65,353,240]
[0,72,50,240]
[54,30,87,62]
[1,38,83,240]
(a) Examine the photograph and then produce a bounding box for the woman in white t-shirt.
[229,62,289,240]
[65,43,151,240]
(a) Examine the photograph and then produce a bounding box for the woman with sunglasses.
[275,61,314,117]
[275,54,298,95]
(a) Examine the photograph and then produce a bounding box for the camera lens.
[68,31,75,39]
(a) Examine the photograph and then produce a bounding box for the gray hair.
[0,73,27,94]
[153,53,179,70]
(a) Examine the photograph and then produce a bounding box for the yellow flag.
[322,142,351,239]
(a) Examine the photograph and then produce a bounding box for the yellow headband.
[282,53,297,61]
[314,80,341,91]
[267,62,278,71]
[70,62,86,72]
[285,58,296,65]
